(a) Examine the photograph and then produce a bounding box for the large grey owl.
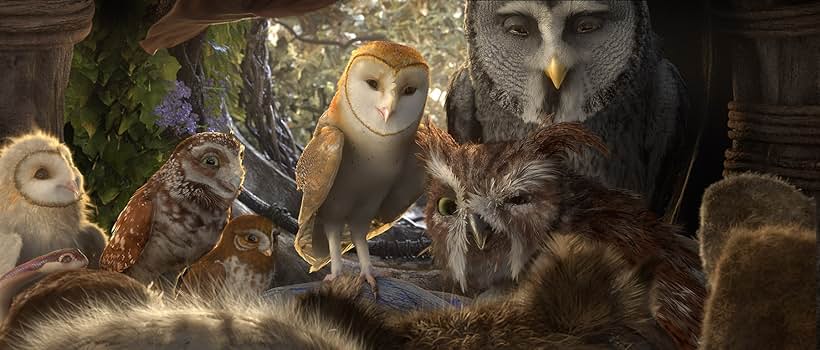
[446,0,689,216]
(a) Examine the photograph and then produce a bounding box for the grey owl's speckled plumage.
[446,0,689,215]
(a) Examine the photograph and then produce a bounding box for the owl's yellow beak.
[545,56,568,90]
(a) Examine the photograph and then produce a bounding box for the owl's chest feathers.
[4,203,83,263]
[145,192,227,267]
[218,256,273,292]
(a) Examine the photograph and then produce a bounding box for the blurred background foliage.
[64,0,467,230]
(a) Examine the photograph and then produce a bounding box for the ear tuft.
[528,122,609,160]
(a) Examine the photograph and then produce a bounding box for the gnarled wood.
[0,0,94,142]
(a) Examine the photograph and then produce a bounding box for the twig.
[272,19,387,48]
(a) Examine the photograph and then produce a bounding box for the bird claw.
[323,273,338,282]
[360,272,379,299]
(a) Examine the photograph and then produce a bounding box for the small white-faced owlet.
[99,132,245,290]
[417,122,705,350]
[0,131,107,271]
[176,215,279,297]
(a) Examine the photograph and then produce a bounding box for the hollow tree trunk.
[0,0,94,142]
[716,1,820,201]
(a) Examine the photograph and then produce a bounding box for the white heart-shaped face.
[14,150,83,207]
[344,56,429,136]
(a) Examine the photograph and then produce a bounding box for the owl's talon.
[361,272,378,299]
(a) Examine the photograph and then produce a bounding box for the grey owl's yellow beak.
[545,56,568,90]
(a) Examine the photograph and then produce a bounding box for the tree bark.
[0,0,94,142]
[716,1,820,200]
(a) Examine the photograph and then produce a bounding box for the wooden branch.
[272,19,387,48]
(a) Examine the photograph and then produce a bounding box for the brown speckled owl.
[176,215,279,297]
[99,132,245,290]
[417,122,705,350]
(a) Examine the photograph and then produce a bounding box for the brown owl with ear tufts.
[417,122,705,350]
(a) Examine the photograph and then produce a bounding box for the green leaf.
[99,187,120,205]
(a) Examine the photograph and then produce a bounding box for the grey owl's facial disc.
[14,150,82,208]
[468,0,639,123]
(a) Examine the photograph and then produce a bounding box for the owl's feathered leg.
[323,222,343,282]
[350,222,378,298]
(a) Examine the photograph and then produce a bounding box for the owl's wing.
[293,124,344,272]
[174,259,226,296]
[445,63,482,143]
[647,59,692,223]
[99,184,155,272]
[0,232,22,275]
[76,222,108,269]
[372,129,426,229]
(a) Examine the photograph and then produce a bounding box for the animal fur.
[303,234,676,349]
[697,173,817,350]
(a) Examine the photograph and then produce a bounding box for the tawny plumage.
[176,215,279,296]
[299,234,676,349]
[99,132,245,290]
[417,122,705,350]
[294,41,430,291]
[0,131,107,270]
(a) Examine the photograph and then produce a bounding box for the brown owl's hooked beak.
[545,56,568,90]
[468,213,491,251]
[261,247,273,257]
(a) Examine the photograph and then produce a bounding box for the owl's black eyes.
[437,197,457,216]
[58,254,73,263]
[503,15,530,37]
[201,155,219,168]
[573,15,603,34]
[506,193,532,206]
[34,168,50,180]
[246,234,259,243]
[366,79,379,90]
[403,86,417,95]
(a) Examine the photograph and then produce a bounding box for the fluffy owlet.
[99,132,245,290]
[417,122,705,350]
[176,215,279,296]
[294,41,430,292]
[446,0,689,216]
[0,131,107,270]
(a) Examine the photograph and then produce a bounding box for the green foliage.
[267,0,468,145]
[65,0,181,231]
[203,22,250,124]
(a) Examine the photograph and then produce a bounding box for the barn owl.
[0,131,107,269]
[99,132,245,290]
[294,41,429,293]
[176,215,279,296]
[446,0,689,217]
[0,248,88,323]
[417,122,705,350]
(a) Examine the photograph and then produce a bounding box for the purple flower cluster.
[154,80,199,137]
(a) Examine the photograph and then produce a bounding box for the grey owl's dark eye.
[34,168,50,180]
[574,15,603,34]
[366,79,379,90]
[201,155,219,168]
[437,197,457,216]
[503,15,529,37]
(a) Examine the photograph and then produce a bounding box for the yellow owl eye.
[574,16,603,34]
[34,168,50,180]
[437,197,457,216]
[366,79,379,90]
[201,155,219,168]
[403,86,417,95]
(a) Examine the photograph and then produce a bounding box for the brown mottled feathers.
[300,234,676,350]
[99,183,154,272]
[0,269,154,346]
